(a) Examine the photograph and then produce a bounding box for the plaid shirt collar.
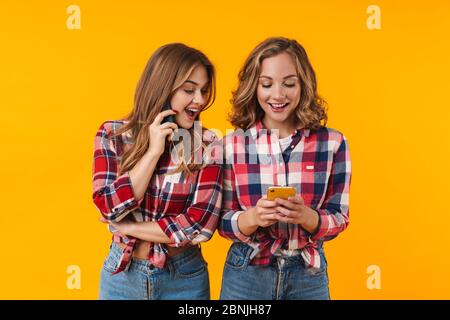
[250,119,311,140]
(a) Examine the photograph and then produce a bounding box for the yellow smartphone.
[266,186,296,201]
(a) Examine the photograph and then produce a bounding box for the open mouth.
[184,107,199,119]
[268,103,289,112]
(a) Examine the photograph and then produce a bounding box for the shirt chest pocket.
[158,182,196,216]
[301,162,330,208]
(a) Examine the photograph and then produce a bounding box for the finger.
[259,199,278,208]
[289,195,305,205]
[154,109,177,124]
[275,198,296,210]
[159,122,178,131]
[99,217,109,224]
[276,206,294,217]
[259,208,279,215]
[163,129,177,142]
[161,128,175,137]
[261,213,280,221]
[275,214,296,224]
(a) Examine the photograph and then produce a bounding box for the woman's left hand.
[274,196,320,233]
[99,217,134,235]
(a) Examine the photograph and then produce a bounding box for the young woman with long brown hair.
[219,37,352,300]
[92,43,222,300]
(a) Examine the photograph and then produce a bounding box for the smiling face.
[257,52,301,134]
[170,64,209,129]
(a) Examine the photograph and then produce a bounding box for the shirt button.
[290,145,295,149]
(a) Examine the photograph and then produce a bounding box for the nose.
[193,89,205,106]
[272,84,286,101]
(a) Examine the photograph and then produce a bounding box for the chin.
[268,113,290,123]
[178,121,193,130]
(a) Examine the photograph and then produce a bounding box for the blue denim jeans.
[220,242,330,300]
[99,242,210,300]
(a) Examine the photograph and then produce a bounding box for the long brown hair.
[229,37,327,130]
[116,43,216,175]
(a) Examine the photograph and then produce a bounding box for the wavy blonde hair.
[229,37,327,130]
[115,43,216,175]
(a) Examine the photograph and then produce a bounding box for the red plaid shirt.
[92,121,222,274]
[218,120,351,271]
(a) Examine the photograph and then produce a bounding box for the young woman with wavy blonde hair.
[92,43,222,300]
[219,37,351,300]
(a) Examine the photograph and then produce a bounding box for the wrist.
[237,208,258,237]
[145,149,162,160]
[245,207,258,228]
[303,208,320,234]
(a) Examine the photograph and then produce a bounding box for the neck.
[262,116,297,139]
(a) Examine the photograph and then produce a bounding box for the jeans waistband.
[109,241,202,274]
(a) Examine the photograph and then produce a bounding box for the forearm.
[129,151,160,201]
[93,173,138,218]
[127,221,174,243]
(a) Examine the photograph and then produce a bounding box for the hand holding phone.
[147,105,177,155]
[267,186,297,218]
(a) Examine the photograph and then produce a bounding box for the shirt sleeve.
[217,162,254,243]
[156,163,223,247]
[310,134,352,242]
[92,122,140,221]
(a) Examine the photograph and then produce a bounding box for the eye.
[184,89,194,94]
[284,82,296,88]
[261,83,272,88]
[201,89,209,96]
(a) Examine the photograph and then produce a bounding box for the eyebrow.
[184,80,209,88]
[185,80,199,85]
[259,75,298,80]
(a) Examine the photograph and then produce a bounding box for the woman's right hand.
[248,195,279,228]
[147,109,178,156]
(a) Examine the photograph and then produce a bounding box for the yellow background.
[1,0,449,299]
